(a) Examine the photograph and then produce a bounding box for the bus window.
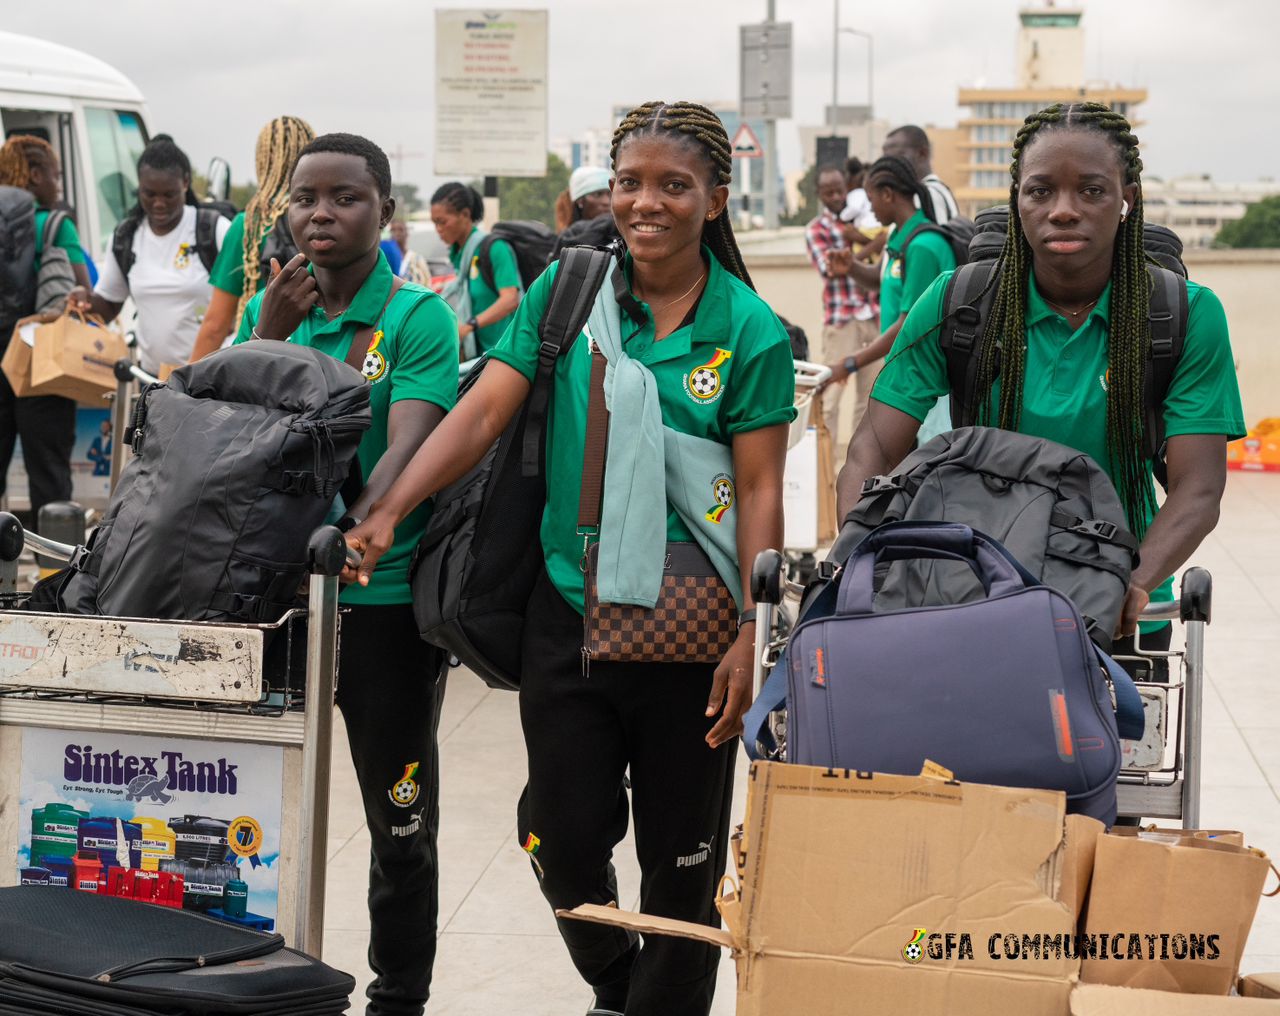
[84,107,147,243]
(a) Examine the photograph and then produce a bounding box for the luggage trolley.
[748,552,1213,829]
[0,514,354,956]
[781,361,834,580]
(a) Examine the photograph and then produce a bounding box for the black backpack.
[478,220,558,290]
[0,185,36,340]
[938,256,1188,487]
[410,244,614,689]
[112,205,225,278]
[56,342,371,623]
[897,215,976,277]
[830,426,1138,648]
[259,214,299,285]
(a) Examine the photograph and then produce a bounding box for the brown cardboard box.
[1071,983,1280,1013]
[1242,974,1280,999]
[566,763,1102,1016]
[29,311,127,403]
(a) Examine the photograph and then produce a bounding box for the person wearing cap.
[552,165,618,257]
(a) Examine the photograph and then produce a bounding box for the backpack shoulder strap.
[938,260,1000,427]
[1144,264,1189,489]
[520,245,614,476]
[42,208,68,250]
[475,233,499,293]
[346,277,405,372]
[195,207,222,274]
[112,217,140,278]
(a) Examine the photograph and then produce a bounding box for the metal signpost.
[434,9,549,181]
[740,13,792,230]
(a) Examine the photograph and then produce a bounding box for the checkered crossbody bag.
[579,344,736,664]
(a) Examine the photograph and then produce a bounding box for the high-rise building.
[946,4,1147,216]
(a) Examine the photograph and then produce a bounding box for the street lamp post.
[840,27,874,157]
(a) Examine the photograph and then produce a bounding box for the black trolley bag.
[55,341,371,623]
[0,887,354,1014]
[410,245,614,689]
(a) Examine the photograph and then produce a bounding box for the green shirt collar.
[450,226,481,261]
[620,245,733,346]
[888,209,931,253]
[1026,271,1113,330]
[308,250,394,330]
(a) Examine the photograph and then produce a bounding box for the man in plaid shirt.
[805,165,879,466]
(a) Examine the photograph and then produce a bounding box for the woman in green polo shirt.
[347,102,794,1016]
[238,133,458,1016]
[837,101,1244,649]
[430,182,521,357]
[189,115,315,361]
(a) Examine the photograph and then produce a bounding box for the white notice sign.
[435,9,549,178]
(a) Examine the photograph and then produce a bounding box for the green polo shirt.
[236,252,458,605]
[209,212,249,296]
[33,209,87,271]
[489,251,797,614]
[450,227,520,353]
[872,269,1245,611]
[880,209,955,329]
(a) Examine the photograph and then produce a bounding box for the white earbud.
[1120,200,1130,220]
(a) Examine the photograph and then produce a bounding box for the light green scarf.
[442,228,486,359]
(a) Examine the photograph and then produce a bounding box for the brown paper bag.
[1,315,47,396]
[811,399,837,545]
[1081,831,1276,995]
[29,310,127,403]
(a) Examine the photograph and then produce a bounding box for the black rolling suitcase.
[0,887,354,1014]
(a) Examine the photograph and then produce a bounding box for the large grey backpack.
[0,186,36,338]
[57,342,371,623]
[828,426,1139,647]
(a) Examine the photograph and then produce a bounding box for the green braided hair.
[609,101,755,290]
[970,101,1153,534]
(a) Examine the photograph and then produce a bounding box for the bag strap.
[742,650,789,760]
[521,245,614,477]
[577,343,610,531]
[345,277,404,371]
[112,217,139,278]
[42,209,67,251]
[475,234,498,293]
[1145,264,1188,490]
[1096,647,1146,741]
[939,260,999,428]
[194,207,222,274]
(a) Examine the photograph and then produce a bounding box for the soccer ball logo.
[388,762,421,808]
[705,474,736,524]
[714,478,734,508]
[689,367,720,400]
[902,928,927,964]
[362,349,386,382]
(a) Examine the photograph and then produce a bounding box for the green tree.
[1216,195,1280,248]
[492,153,571,225]
[782,164,819,226]
[392,182,423,215]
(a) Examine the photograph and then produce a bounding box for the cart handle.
[793,360,833,389]
[0,514,75,564]
[1137,567,1212,625]
[114,358,161,386]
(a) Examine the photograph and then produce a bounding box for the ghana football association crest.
[683,347,733,404]
[388,761,421,808]
[362,330,387,382]
[705,473,735,523]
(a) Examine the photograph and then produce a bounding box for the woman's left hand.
[705,625,757,749]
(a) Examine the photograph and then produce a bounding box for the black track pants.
[517,569,736,1016]
[0,372,74,518]
[336,603,447,1016]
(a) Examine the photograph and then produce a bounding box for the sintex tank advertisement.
[17,726,284,928]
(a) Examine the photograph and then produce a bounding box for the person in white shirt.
[839,157,878,234]
[882,125,959,225]
[67,137,229,374]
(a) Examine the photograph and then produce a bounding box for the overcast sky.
[6,0,1278,194]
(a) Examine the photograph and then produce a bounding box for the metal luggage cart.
[107,357,159,494]
[781,362,834,582]
[0,513,352,956]
[747,550,1212,830]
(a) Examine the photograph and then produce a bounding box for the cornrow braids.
[0,134,55,190]
[970,100,1153,534]
[430,181,484,221]
[609,101,754,290]
[866,154,935,222]
[240,115,315,323]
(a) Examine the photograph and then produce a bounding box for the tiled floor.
[321,472,1280,1014]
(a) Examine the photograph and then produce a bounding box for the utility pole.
[830,0,840,137]
[763,0,779,230]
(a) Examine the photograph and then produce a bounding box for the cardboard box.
[1242,974,1280,999]
[565,763,1102,1016]
[1071,983,1280,1013]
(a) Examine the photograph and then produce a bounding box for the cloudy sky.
[5,0,1277,193]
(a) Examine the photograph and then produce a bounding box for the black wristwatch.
[843,355,859,376]
[467,316,479,332]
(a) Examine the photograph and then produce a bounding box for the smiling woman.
[342,101,796,1016]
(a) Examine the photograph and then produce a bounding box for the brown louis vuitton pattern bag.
[584,542,737,664]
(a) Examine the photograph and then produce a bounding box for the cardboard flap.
[558,904,736,950]
[1071,983,1280,1013]
[1242,974,1280,999]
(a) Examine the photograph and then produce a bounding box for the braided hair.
[121,135,199,234]
[240,115,314,322]
[609,101,754,289]
[865,155,935,222]
[0,134,55,190]
[970,101,1152,533]
[430,182,484,221]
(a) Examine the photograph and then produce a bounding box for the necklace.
[1043,295,1100,319]
[637,272,706,317]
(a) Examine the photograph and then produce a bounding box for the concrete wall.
[745,244,1280,424]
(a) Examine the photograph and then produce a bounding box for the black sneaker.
[585,1010,624,1016]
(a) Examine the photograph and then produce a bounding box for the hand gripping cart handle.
[747,547,1212,831]
[0,512,357,958]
